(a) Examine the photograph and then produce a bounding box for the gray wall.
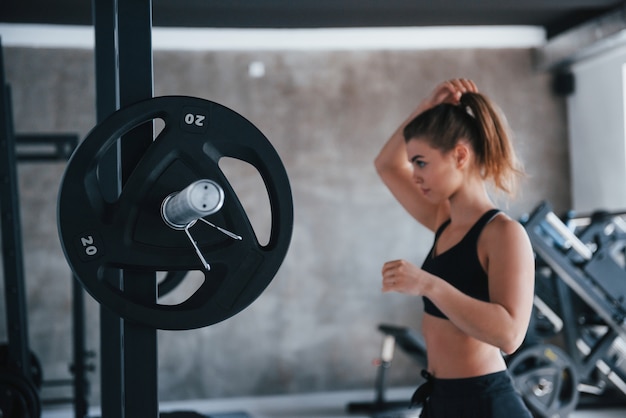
[0,46,570,404]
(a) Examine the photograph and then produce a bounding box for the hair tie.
[459,94,475,118]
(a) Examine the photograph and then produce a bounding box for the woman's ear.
[454,142,470,168]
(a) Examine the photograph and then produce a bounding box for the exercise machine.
[346,325,426,416]
[519,201,626,415]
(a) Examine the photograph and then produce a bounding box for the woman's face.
[405,137,463,203]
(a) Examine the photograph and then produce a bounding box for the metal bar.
[545,211,593,260]
[15,133,78,161]
[577,338,626,396]
[568,210,626,222]
[580,328,618,378]
[532,295,564,333]
[0,39,33,384]
[116,0,158,417]
[72,275,90,418]
[524,203,626,343]
[42,379,74,386]
[92,1,123,417]
[42,397,77,405]
[554,278,582,367]
[375,336,395,404]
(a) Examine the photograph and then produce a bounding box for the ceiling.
[1,0,624,39]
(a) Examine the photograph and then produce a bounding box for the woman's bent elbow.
[500,331,526,355]
[374,155,387,174]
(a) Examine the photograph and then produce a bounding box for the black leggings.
[415,371,532,418]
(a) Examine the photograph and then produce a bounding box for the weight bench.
[347,324,427,415]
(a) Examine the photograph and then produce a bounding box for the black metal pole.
[0,39,33,386]
[72,276,90,418]
[92,0,158,417]
[92,1,124,417]
[116,0,158,415]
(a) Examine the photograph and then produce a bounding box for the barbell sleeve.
[161,179,224,229]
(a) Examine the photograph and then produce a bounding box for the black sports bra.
[421,209,500,319]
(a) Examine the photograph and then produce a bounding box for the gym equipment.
[66,1,294,416]
[15,134,77,162]
[0,372,40,418]
[0,89,41,417]
[57,95,294,331]
[158,270,188,297]
[0,344,43,390]
[521,201,626,412]
[56,1,295,416]
[347,325,426,415]
[507,344,579,417]
[0,37,92,417]
[0,38,47,418]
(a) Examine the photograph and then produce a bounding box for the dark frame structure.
[92,1,159,417]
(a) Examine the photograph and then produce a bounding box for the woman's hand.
[381,259,434,295]
[420,78,479,111]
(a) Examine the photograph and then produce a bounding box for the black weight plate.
[158,271,188,298]
[0,344,43,390]
[0,372,41,418]
[507,344,579,418]
[58,96,293,330]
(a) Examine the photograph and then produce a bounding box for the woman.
[375,79,535,418]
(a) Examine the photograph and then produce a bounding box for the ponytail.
[460,93,523,195]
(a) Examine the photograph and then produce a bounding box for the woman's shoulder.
[483,211,531,251]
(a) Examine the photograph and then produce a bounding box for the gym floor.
[41,387,626,418]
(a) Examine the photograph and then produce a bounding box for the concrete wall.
[0,46,570,405]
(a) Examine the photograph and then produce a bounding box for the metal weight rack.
[521,201,626,410]
[0,38,92,418]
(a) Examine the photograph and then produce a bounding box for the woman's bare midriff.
[422,312,507,378]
